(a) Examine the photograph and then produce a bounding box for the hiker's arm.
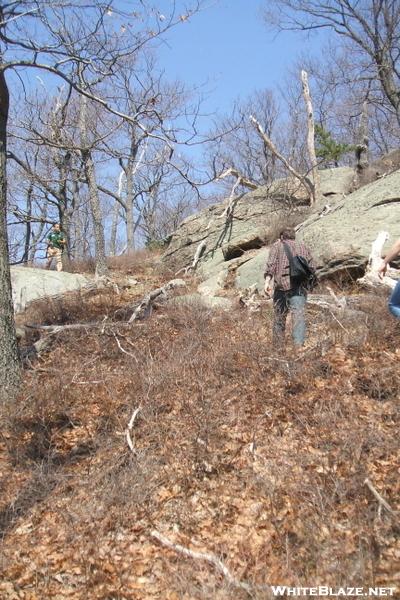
[378,237,400,278]
[264,275,273,297]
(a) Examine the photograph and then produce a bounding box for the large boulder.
[11,267,89,313]
[217,168,400,294]
[300,168,400,277]
[161,167,354,276]
[160,159,400,296]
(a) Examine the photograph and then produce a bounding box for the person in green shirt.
[45,223,66,271]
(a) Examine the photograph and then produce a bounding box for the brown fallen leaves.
[1,284,400,599]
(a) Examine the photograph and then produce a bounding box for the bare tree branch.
[249,114,314,201]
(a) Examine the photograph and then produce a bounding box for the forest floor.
[1,253,400,600]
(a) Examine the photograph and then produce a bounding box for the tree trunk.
[84,151,109,277]
[0,70,21,402]
[109,199,119,257]
[22,182,33,265]
[79,93,108,277]
[60,213,71,272]
[301,70,321,205]
[356,100,369,171]
[125,160,135,252]
[122,132,143,253]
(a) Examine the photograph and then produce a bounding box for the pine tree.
[315,124,355,167]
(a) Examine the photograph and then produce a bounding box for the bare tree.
[297,44,400,160]
[301,70,321,204]
[0,0,213,401]
[261,0,400,126]
[78,87,109,277]
[8,87,87,268]
[204,90,281,195]
[99,55,212,252]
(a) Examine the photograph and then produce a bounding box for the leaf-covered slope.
[1,276,400,599]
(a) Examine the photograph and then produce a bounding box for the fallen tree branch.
[112,332,138,362]
[202,168,259,236]
[151,530,252,595]
[327,286,347,308]
[176,168,258,275]
[176,239,207,275]
[217,168,258,221]
[357,231,397,289]
[126,406,142,453]
[128,280,178,322]
[327,309,349,334]
[219,168,258,191]
[365,478,398,518]
[25,323,94,332]
[218,174,241,221]
[307,287,347,311]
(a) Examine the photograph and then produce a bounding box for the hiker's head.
[279,227,296,241]
[53,223,61,232]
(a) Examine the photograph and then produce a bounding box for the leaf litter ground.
[1,274,400,599]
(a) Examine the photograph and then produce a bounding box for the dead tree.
[301,70,321,205]
[357,102,370,168]
[249,115,315,203]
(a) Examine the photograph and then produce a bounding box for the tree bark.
[0,69,21,402]
[84,151,109,277]
[356,100,369,171]
[109,197,120,257]
[301,70,321,205]
[79,93,108,277]
[125,159,135,251]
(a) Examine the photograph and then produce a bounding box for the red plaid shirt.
[264,239,316,291]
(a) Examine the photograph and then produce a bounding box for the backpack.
[282,242,318,291]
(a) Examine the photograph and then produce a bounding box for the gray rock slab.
[160,159,400,296]
[168,293,232,310]
[160,167,355,275]
[11,267,90,313]
[160,188,282,272]
[235,249,269,294]
[299,169,400,276]
[197,271,228,297]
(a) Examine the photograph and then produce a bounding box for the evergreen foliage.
[315,124,355,167]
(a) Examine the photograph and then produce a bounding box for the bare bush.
[1,287,399,599]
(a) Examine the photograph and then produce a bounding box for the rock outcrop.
[298,169,400,277]
[160,158,400,295]
[11,267,89,313]
[161,167,354,275]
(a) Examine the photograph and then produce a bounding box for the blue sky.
[159,0,324,116]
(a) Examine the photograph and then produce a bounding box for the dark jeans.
[389,279,400,319]
[273,288,306,347]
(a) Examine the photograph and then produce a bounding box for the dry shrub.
[1,289,400,599]
[68,256,96,274]
[19,287,134,328]
[108,248,163,274]
[262,210,308,246]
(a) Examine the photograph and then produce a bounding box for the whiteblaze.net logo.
[271,587,396,597]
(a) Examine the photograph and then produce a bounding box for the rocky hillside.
[1,254,400,599]
[160,151,400,298]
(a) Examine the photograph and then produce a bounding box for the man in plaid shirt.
[264,227,315,348]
